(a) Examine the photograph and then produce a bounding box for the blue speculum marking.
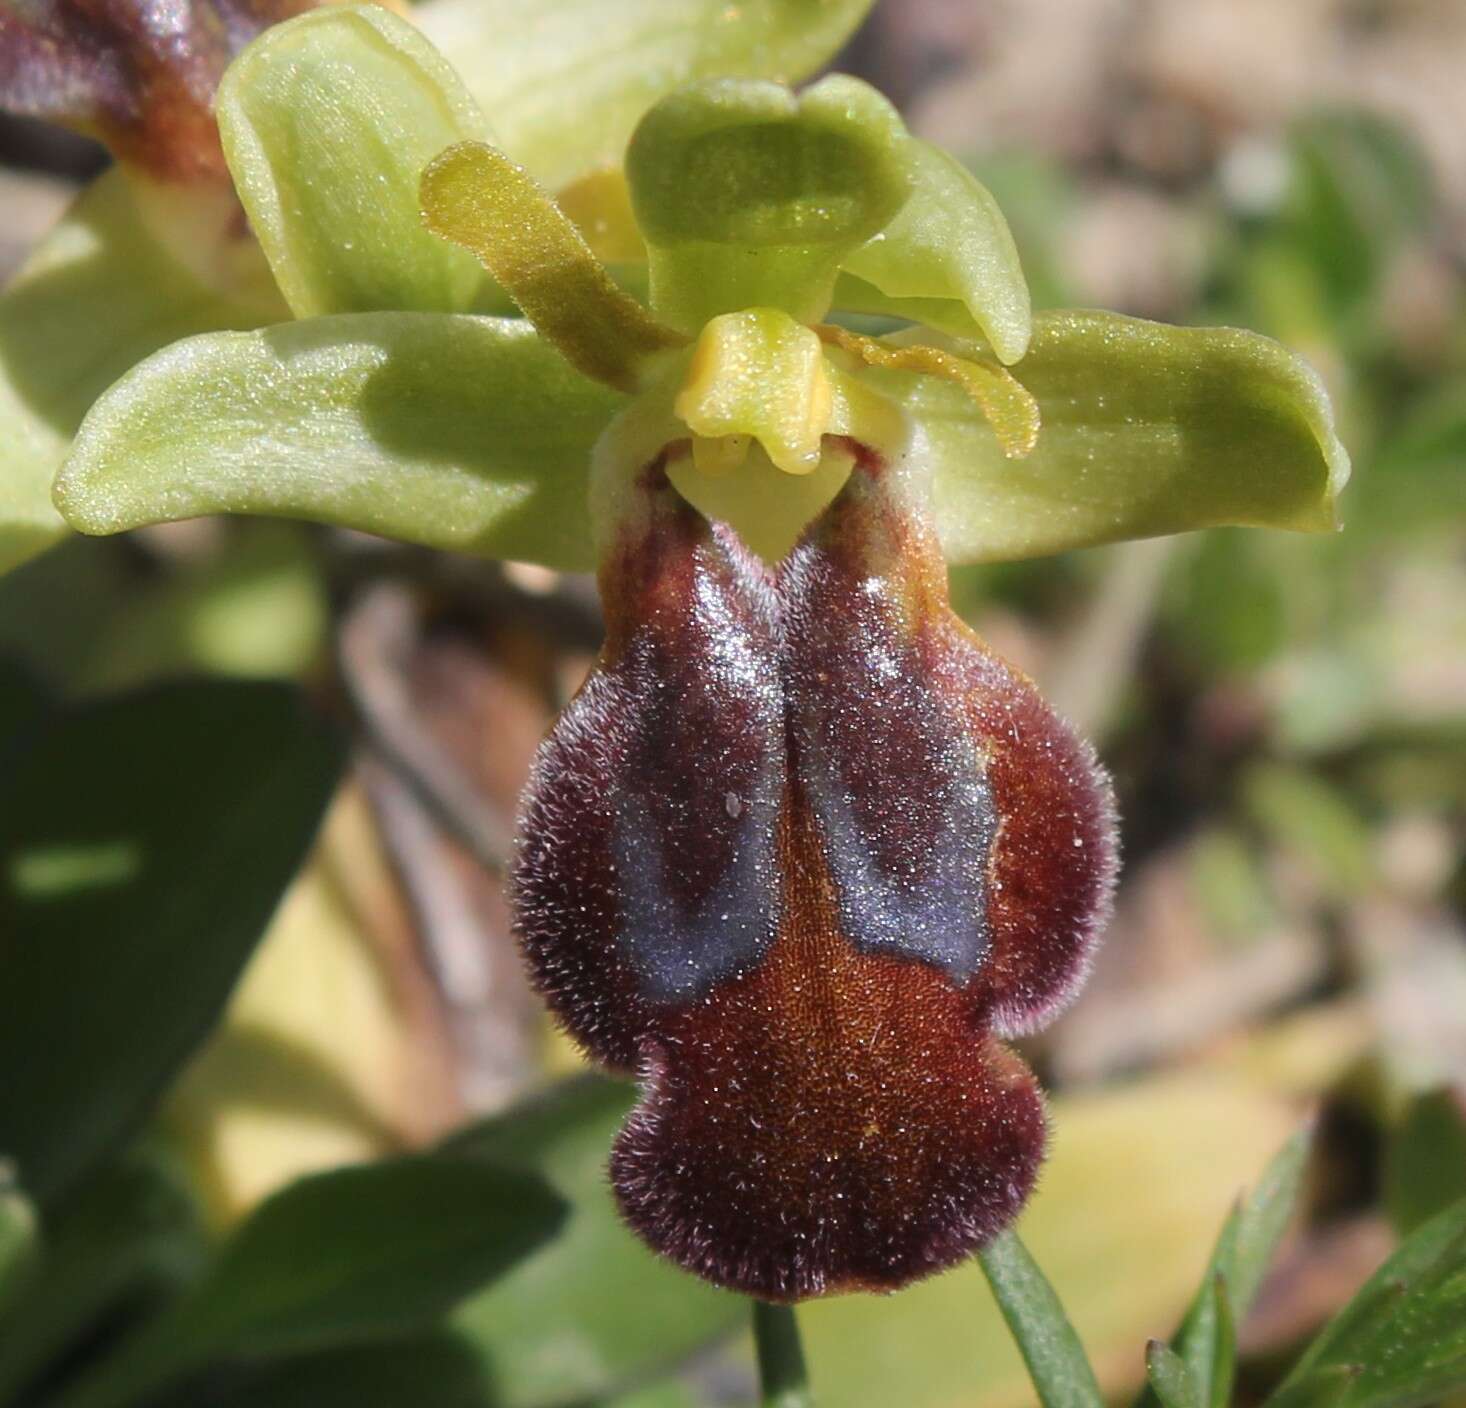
[796,723,995,983]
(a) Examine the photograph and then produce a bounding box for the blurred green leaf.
[0,171,272,577]
[0,1168,36,1317]
[447,1076,744,1408]
[0,681,343,1202]
[1385,1087,1466,1238]
[0,1152,207,1406]
[1139,1124,1312,1408]
[842,140,1031,365]
[626,76,910,329]
[1269,1197,1466,1408]
[883,309,1350,565]
[1146,1342,1203,1408]
[1242,765,1373,899]
[1167,530,1288,673]
[54,314,625,572]
[1286,109,1433,314]
[219,5,504,319]
[978,1230,1104,1408]
[415,0,878,190]
[57,1154,565,1408]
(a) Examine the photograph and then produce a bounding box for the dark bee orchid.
[40,5,1347,1298]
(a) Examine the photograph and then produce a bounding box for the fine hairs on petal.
[511,439,1118,1300]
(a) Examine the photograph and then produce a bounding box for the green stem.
[753,1300,814,1408]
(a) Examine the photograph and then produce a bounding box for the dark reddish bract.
[0,0,313,180]
[512,443,1117,1301]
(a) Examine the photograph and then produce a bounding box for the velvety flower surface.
[12,1,1352,1300]
[516,438,1115,1298]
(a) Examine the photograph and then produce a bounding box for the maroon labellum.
[0,0,312,180]
[512,439,1118,1301]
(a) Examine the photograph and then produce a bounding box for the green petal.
[217,5,501,318]
[414,0,878,191]
[626,76,911,330]
[54,314,625,571]
[842,140,1032,365]
[1,171,272,577]
[881,310,1349,564]
[421,141,683,392]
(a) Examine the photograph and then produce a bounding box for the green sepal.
[627,76,911,330]
[414,0,880,191]
[842,139,1031,365]
[880,310,1349,564]
[53,314,626,572]
[0,171,275,578]
[217,5,504,318]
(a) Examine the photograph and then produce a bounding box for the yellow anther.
[816,324,1040,459]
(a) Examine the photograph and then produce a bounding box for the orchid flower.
[18,2,1347,1302]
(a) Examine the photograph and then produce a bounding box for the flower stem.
[753,1300,814,1408]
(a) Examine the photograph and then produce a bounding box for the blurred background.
[1,0,1464,1404]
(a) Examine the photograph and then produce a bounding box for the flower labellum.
[513,428,1118,1301]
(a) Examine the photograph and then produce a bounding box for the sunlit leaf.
[54,314,625,572]
[60,1155,565,1408]
[977,1230,1104,1408]
[218,5,501,318]
[627,76,910,329]
[0,681,343,1202]
[843,140,1031,365]
[1269,1198,1466,1408]
[0,171,271,577]
[446,1077,744,1408]
[414,0,879,190]
[880,310,1350,564]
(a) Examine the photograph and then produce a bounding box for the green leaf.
[0,171,271,577]
[54,313,625,572]
[446,1076,744,1408]
[1147,1342,1203,1408]
[627,76,911,329]
[842,140,1031,365]
[0,1169,37,1317]
[54,1155,564,1408]
[218,5,501,319]
[0,681,343,1202]
[881,310,1350,564]
[754,1302,813,1408]
[0,1152,207,1405]
[1385,1087,1466,1237]
[977,1228,1105,1408]
[415,0,878,191]
[1137,1123,1312,1408]
[1269,1197,1466,1408]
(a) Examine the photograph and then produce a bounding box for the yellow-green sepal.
[886,310,1350,564]
[54,314,626,571]
[626,76,911,331]
[217,5,508,318]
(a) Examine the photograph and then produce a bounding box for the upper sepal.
[627,76,911,331]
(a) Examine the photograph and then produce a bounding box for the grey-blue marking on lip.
[610,759,784,1004]
[796,720,995,984]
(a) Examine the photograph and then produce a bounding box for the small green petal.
[1,171,271,577]
[626,76,911,330]
[842,140,1032,365]
[880,309,1350,564]
[217,5,501,318]
[415,0,879,191]
[422,141,685,392]
[54,314,626,571]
